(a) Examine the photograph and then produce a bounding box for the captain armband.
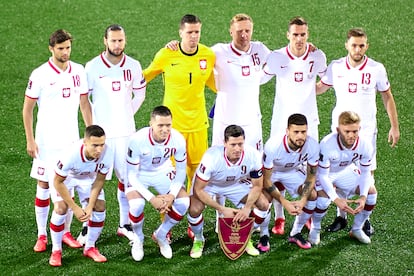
[266,184,276,194]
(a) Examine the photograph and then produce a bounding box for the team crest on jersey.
[348,83,357,93]
[294,72,303,82]
[199,59,207,70]
[152,157,161,164]
[62,88,71,98]
[37,166,45,176]
[218,217,254,260]
[242,66,250,76]
[285,163,294,168]
[112,81,121,91]
[339,161,350,167]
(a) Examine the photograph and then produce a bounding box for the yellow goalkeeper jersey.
[144,43,216,132]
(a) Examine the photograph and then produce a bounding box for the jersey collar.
[345,55,368,70]
[230,42,252,56]
[100,52,127,68]
[286,44,310,61]
[48,59,72,74]
[283,135,304,153]
[223,147,245,166]
[148,128,171,145]
[336,133,359,151]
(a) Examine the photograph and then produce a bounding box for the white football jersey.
[263,134,319,172]
[55,139,114,181]
[86,53,146,138]
[25,60,88,149]
[126,127,187,173]
[321,56,390,134]
[318,132,373,174]
[196,144,263,187]
[212,41,271,125]
[264,44,327,139]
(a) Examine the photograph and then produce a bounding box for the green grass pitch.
[0,0,412,275]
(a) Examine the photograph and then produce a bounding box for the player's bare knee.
[94,199,106,212]
[54,201,68,215]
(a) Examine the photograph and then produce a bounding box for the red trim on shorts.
[50,222,64,232]
[35,197,50,207]
[118,181,125,192]
[274,182,285,191]
[129,212,144,223]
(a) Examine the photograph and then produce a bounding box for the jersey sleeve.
[143,48,167,83]
[25,68,42,99]
[126,135,141,165]
[376,63,391,92]
[315,50,328,77]
[307,138,320,167]
[320,61,334,86]
[249,149,264,178]
[195,149,215,182]
[263,137,277,169]
[54,149,75,178]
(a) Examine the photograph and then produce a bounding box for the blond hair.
[230,13,253,26]
[338,111,361,125]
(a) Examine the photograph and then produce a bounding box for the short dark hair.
[288,16,308,31]
[287,113,308,127]
[180,14,201,29]
[347,27,367,41]
[49,29,72,47]
[85,125,105,138]
[224,125,245,142]
[104,24,124,38]
[151,105,172,119]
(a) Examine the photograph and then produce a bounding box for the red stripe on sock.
[129,212,144,223]
[303,207,314,214]
[50,222,64,232]
[314,207,327,213]
[88,220,104,227]
[250,210,264,224]
[364,204,375,211]
[189,216,203,226]
[167,209,183,221]
[35,197,50,207]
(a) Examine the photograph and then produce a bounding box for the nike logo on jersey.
[171,63,179,66]
[99,75,106,78]
[49,82,56,85]
[280,66,288,68]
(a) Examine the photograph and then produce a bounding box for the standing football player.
[22,29,92,253]
[82,24,146,243]
[263,16,327,236]
[316,28,399,235]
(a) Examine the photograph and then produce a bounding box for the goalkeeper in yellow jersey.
[144,14,216,193]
